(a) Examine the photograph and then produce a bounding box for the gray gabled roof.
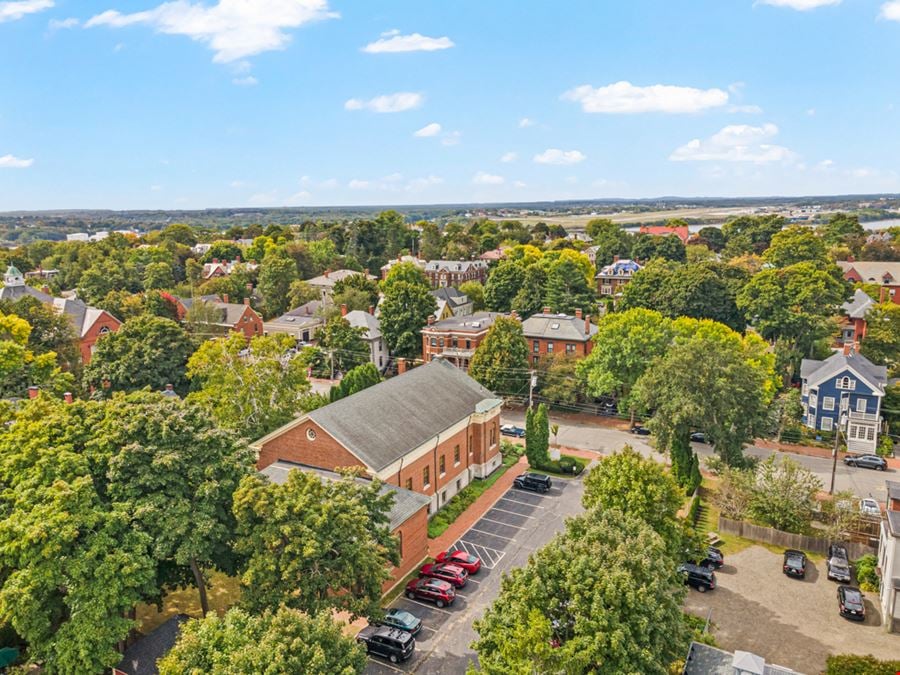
[279,358,500,472]
[115,614,188,675]
[842,288,875,319]
[259,461,430,530]
[800,350,888,394]
[431,286,469,308]
[521,312,598,342]
[345,310,381,341]
[0,283,53,303]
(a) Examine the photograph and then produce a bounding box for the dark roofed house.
[175,295,263,339]
[263,300,325,344]
[682,642,801,674]
[113,614,189,675]
[430,286,474,321]
[423,260,488,289]
[521,308,597,364]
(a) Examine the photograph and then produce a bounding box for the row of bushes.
[825,654,900,674]
[687,494,702,526]
[535,455,587,476]
[855,553,880,592]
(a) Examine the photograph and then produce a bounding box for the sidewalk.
[427,456,527,557]
[754,438,900,470]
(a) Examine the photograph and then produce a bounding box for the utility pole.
[830,394,848,495]
[528,370,536,409]
[329,349,335,381]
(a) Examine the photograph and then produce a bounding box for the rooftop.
[521,311,598,342]
[800,349,888,394]
[842,288,875,319]
[425,311,503,333]
[305,269,374,288]
[345,309,381,340]
[683,642,802,675]
[838,260,900,284]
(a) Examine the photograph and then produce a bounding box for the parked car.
[826,544,852,583]
[419,562,468,588]
[405,577,456,607]
[500,424,526,438]
[700,546,724,569]
[837,585,866,621]
[689,431,707,443]
[435,549,482,574]
[782,549,807,579]
[678,563,716,592]
[630,424,651,436]
[356,625,415,664]
[513,472,552,493]
[843,454,888,471]
[376,608,422,636]
[859,497,881,516]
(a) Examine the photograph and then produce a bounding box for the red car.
[419,562,468,588]
[405,578,456,608]
[435,550,482,574]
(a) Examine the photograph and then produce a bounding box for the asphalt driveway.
[684,545,899,673]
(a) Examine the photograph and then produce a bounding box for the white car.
[859,498,880,516]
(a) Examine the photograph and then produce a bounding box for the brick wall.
[232,305,264,339]
[525,336,592,365]
[80,312,121,364]
[383,506,429,592]
[256,419,366,473]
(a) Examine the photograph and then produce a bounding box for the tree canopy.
[379,280,437,360]
[469,316,529,395]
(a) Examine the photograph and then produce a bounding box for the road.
[501,411,893,501]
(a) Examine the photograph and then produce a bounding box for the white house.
[343,307,389,372]
[878,480,900,633]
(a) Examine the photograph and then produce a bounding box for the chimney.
[364,268,370,277]
[244,297,250,306]
[63,392,73,404]
[222,293,229,304]
[510,310,519,320]
[236,255,241,263]
[397,358,407,375]
[27,386,39,400]
[368,305,375,315]
[613,255,619,262]
[41,285,50,295]
[324,269,330,278]
[543,306,551,314]
[427,315,435,325]
[585,315,591,334]
[213,258,219,264]
[575,308,582,320]
[165,384,174,392]
[843,343,854,356]
[880,286,888,303]
[341,303,348,317]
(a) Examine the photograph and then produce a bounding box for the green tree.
[97,393,253,615]
[382,261,429,291]
[233,469,399,618]
[333,272,380,309]
[456,281,483,313]
[763,225,828,268]
[0,310,73,399]
[419,221,444,260]
[578,308,673,421]
[77,257,142,304]
[748,455,822,533]
[316,317,370,376]
[588,219,633,267]
[201,241,243,263]
[510,265,547,319]
[825,654,900,675]
[818,212,865,247]
[143,260,176,290]
[525,403,550,468]
[859,302,900,374]
[83,315,196,394]
[469,316,529,395]
[258,251,298,319]
[158,606,366,675]
[721,214,785,256]
[696,226,726,252]
[0,295,80,371]
[379,280,437,360]
[472,508,688,674]
[187,332,312,439]
[159,223,198,247]
[483,260,525,312]
[544,257,596,316]
[329,362,382,402]
[537,352,583,407]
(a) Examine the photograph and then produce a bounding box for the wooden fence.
[718,516,878,559]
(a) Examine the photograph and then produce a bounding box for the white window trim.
[856,398,867,413]
[820,416,834,432]
[808,413,817,429]
[822,396,835,411]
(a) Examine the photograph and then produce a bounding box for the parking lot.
[684,545,899,673]
[365,474,586,674]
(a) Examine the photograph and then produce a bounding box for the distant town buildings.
[304,269,376,303]
[423,260,488,289]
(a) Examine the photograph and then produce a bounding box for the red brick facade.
[420,313,501,370]
[79,311,121,364]
[424,261,488,289]
[256,419,366,473]
[232,304,264,339]
[385,506,429,592]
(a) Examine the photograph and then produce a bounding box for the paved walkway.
[755,438,900,469]
[427,456,527,557]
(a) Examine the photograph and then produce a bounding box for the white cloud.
[758,0,840,10]
[807,108,816,116]
[348,179,371,190]
[48,16,78,29]
[849,167,876,178]
[362,32,453,53]
[473,171,504,185]
[85,0,338,63]
[229,179,247,188]
[232,75,258,86]
[533,148,586,165]
[414,122,441,137]
[500,152,518,163]
[286,190,311,203]
[669,123,796,163]
[0,0,52,23]
[562,81,729,114]
[345,92,423,113]
[0,154,33,168]
[518,117,535,128]
[150,184,163,191]
[881,0,900,20]
[440,130,461,146]
[513,180,526,188]
[318,177,338,189]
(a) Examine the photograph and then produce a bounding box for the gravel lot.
[684,546,899,673]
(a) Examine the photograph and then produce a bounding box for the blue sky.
[2,0,900,210]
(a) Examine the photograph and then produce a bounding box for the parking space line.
[498,497,545,508]
[489,506,535,519]
[466,577,481,585]
[404,598,453,614]
[368,659,408,674]
[468,527,516,542]
[418,625,437,633]
[478,515,524,529]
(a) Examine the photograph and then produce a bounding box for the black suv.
[783,549,807,579]
[843,454,888,471]
[678,563,716,592]
[356,625,415,664]
[513,473,552,493]
[826,543,852,583]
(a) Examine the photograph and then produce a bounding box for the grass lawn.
[427,454,519,539]
[135,571,242,634]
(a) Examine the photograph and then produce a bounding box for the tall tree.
[83,315,196,394]
[763,225,828,268]
[859,302,900,374]
[525,403,550,468]
[382,260,429,291]
[472,508,688,674]
[332,272,380,310]
[483,260,525,312]
[233,470,399,619]
[316,317,371,376]
[158,606,366,675]
[379,280,436,360]
[817,212,865,247]
[588,219,634,266]
[187,333,312,438]
[0,310,73,399]
[721,214,785,256]
[0,295,80,370]
[543,257,596,316]
[510,264,547,318]
[458,280,485,311]
[469,316,529,395]
[418,221,444,260]
[258,250,298,319]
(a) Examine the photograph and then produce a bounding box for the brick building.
[838,261,900,303]
[521,308,597,365]
[423,260,488,289]
[596,257,642,297]
[380,255,426,280]
[251,358,503,589]
[421,311,504,369]
[840,288,875,347]
[639,224,690,244]
[175,294,264,339]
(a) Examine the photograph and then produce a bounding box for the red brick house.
[521,308,597,365]
[423,260,488,288]
[838,261,900,304]
[251,358,503,589]
[421,311,504,369]
[174,294,263,339]
[595,257,642,297]
[840,288,875,347]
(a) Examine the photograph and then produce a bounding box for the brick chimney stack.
[575,308,582,320]
[244,297,250,305]
[542,306,552,314]
[63,392,73,404]
[222,293,229,304]
[368,305,375,315]
[397,358,407,375]
[427,315,435,325]
[41,285,50,295]
[585,315,591,334]
[324,269,330,278]
[165,384,175,393]
[341,304,348,317]
[613,255,619,262]
[27,386,39,400]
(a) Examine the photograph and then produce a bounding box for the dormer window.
[837,376,856,391]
